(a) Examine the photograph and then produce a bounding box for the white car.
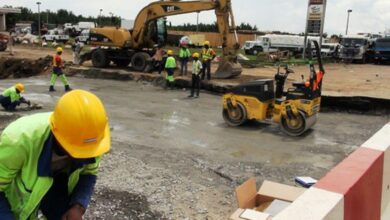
[75,29,90,43]
[42,29,69,43]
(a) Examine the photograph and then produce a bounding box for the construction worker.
[188,53,203,98]
[0,90,110,220]
[0,83,30,111]
[50,47,72,92]
[72,38,83,65]
[165,50,176,90]
[179,43,191,76]
[152,45,165,74]
[201,41,216,81]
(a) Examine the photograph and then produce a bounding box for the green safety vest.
[2,86,21,103]
[179,48,191,58]
[0,112,100,220]
[192,60,203,75]
[202,48,215,61]
[165,56,177,69]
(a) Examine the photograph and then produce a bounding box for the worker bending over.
[50,47,72,92]
[201,41,216,81]
[0,83,30,111]
[0,90,110,220]
[165,50,177,90]
[188,53,203,98]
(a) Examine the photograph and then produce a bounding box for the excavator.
[84,0,242,79]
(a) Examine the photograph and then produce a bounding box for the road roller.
[222,40,325,136]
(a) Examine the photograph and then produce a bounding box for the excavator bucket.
[214,60,243,79]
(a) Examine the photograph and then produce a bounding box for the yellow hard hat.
[56,47,63,53]
[204,41,210,46]
[15,83,25,93]
[50,90,111,159]
[192,53,200,58]
[167,50,174,55]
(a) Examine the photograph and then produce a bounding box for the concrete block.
[273,187,344,220]
[362,123,390,215]
[315,147,384,220]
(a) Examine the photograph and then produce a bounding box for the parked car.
[374,38,390,64]
[42,29,69,43]
[75,29,90,43]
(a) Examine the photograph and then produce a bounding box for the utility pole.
[196,12,199,32]
[36,2,41,39]
[46,10,49,24]
[346,9,352,35]
[302,0,310,59]
[99,9,103,27]
[319,0,327,48]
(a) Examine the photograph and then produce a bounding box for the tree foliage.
[3,6,120,30]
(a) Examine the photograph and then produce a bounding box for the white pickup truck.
[42,29,69,43]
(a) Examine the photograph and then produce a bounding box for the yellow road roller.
[222,40,325,136]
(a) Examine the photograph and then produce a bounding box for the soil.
[0,56,52,79]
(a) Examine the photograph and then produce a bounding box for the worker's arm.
[70,157,101,209]
[0,133,26,219]
[19,97,31,106]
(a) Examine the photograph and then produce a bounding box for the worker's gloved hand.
[61,204,85,220]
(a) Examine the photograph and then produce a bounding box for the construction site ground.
[1,46,390,219]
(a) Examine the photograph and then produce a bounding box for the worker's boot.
[49,86,56,92]
[65,85,72,92]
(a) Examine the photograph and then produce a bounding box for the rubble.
[0,56,52,79]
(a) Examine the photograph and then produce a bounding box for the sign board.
[306,0,326,35]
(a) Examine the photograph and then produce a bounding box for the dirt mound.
[0,56,52,79]
[85,188,166,220]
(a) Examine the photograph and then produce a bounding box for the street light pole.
[36,2,41,39]
[99,9,103,27]
[346,9,352,35]
[196,11,199,32]
[46,10,49,24]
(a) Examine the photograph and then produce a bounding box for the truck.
[374,38,390,64]
[243,34,320,55]
[42,29,70,43]
[64,22,96,37]
[321,43,340,58]
[339,35,369,63]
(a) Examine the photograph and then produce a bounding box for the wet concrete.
[0,75,389,219]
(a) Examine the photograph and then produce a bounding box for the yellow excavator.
[84,0,242,78]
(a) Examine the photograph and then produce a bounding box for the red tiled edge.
[315,147,384,220]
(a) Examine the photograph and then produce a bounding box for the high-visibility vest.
[202,48,215,61]
[53,55,62,68]
[179,48,191,58]
[165,56,177,69]
[2,86,21,103]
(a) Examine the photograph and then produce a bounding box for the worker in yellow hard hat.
[50,47,72,92]
[201,40,216,81]
[0,90,110,219]
[0,83,31,111]
[165,49,177,89]
[188,53,203,98]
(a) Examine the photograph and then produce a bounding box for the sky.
[2,0,390,35]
